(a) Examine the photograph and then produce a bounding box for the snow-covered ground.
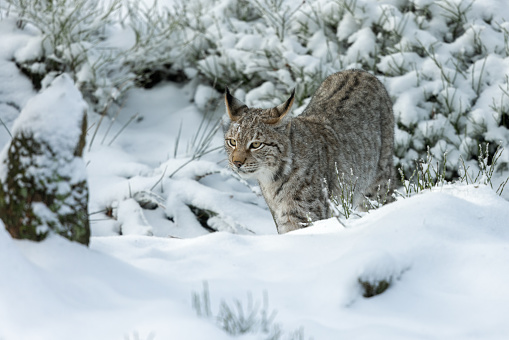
[2,184,509,339]
[85,82,275,238]
[2,1,509,339]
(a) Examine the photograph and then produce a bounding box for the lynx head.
[223,88,295,179]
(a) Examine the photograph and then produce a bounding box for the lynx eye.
[226,138,237,148]
[250,141,263,150]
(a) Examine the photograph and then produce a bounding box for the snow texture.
[1,185,509,339]
[1,74,87,186]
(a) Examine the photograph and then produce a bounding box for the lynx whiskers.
[224,69,395,234]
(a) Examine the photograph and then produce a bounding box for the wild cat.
[223,69,395,234]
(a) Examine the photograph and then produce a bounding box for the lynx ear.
[225,87,247,122]
[265,89,295,125]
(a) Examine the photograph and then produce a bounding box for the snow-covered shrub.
[122,1,186,88]
[5,0,509,180]
[396,143,508,199]
[0,74,90,245]
[4,0,132,113]
[163,0,509,181]
[458,144,509,194]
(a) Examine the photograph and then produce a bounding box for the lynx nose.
[233,160,243,168]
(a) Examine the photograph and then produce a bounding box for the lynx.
[223,69,395,234]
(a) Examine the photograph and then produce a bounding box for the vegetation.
[192,282,312,340]
[3,0,508,169]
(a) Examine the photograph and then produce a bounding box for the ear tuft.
[225,87,247,121]
[265,89,295,125]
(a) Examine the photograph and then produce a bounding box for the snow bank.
[1,185,509,339]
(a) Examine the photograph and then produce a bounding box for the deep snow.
[2,184,509,339]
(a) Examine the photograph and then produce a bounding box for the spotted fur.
[224,69,395,233]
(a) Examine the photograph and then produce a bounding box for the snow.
[194,84,218,112]
[0,19,37,148]
[10,74,87,156]
[0,74,87,190]
[2,1,509,339]
[2,185,509,339]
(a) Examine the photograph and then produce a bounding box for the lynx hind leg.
[365,167,396,205]
[368,100,396,205]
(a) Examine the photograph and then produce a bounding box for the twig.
[150,165,168,191]
[0,117,12,139]
[101,102,124,145]
[108,112,139,146]
[169,146,223,179]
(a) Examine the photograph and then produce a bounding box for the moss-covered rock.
[0,74,90,245]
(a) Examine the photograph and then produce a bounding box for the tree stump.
[0,74,90,245]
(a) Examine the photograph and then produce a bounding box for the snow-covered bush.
[6,0,509,181]
[6,0,509,158]
[121,1,187,88]
[0,74,90,245]
[3,0,133,113]
[174,0,509,179]
[394,143,508,200]
[134,0,509,180]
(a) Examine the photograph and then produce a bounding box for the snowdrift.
[2,185,509,339]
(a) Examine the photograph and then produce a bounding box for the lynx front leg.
[270,189,329,233]
[274,204,323,234]
[275,216,308,234]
